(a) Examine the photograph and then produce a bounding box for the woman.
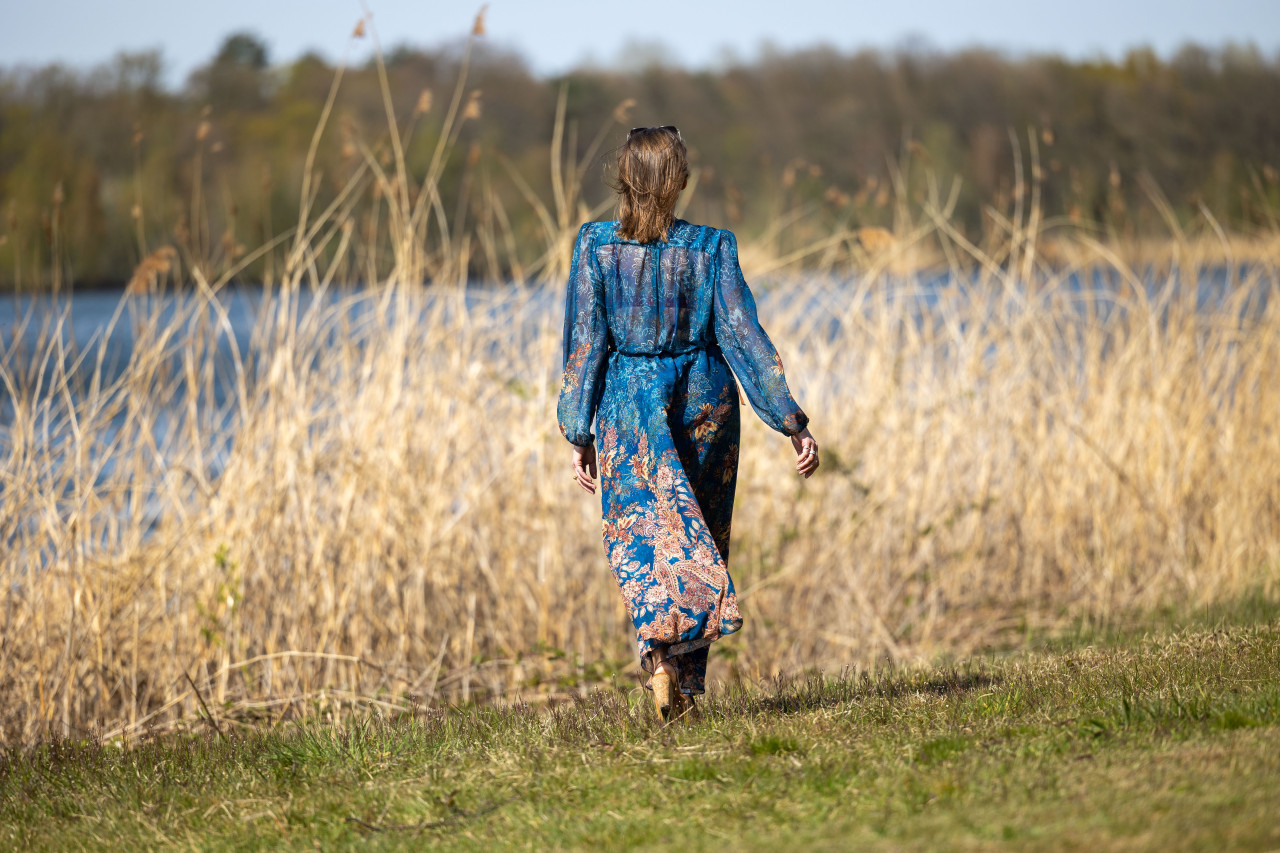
[557,125,819,721]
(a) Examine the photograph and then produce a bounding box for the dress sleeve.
[712,229,809,436]
[556,223,609,446]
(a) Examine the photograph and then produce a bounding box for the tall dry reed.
[1,15,1278,744]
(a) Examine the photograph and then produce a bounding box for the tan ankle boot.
[650,653,680,721]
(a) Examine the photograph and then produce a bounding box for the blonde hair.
[612,126,689,244]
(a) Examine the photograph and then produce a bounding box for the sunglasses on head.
[628,125,681,139]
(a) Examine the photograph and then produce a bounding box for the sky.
[3,0,1279,85]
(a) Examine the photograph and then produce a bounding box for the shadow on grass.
[712,666,1002,719]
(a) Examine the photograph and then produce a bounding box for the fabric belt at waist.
[611,342,720,358]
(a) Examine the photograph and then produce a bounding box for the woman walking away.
[557,126,819,721]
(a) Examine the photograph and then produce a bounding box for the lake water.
[0,266,1272,546]
[1,263,1271,429]
[2,262,1263,354]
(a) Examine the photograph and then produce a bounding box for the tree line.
[1,33,1278,288]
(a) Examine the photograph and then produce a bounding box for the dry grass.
[1,16,1279,745]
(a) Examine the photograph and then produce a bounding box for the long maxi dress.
[556,218,809,695]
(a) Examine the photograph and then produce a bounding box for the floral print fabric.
[557,218,808,694]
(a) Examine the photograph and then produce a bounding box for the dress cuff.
[559,424,595,447]
[780,410,809,437]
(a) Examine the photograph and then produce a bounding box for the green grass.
[3,597,1280,851]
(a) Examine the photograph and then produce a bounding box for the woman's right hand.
[791,428,819,478]
[573,443,599,494]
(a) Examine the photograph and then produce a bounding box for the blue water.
[0,264,1272,433]
[0,266,1273,556]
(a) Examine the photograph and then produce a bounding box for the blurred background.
[2,0,1278,287]
[4,1,1280,743]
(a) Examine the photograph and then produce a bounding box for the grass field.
[3,594,1277,851]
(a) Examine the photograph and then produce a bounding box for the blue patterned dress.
[557,218,808,695]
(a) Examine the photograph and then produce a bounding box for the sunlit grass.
[1,597,1277,850]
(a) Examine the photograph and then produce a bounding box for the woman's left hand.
[572,443,598,494]
[791,428,819,478]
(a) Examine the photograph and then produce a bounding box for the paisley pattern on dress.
[557,218,807,694]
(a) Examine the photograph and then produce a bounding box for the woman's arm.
[556,223,609,449]
[712,229,810,437]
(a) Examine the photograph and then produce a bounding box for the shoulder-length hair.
[612,126,688,244]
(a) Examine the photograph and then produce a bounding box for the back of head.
[613,126,689,244]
